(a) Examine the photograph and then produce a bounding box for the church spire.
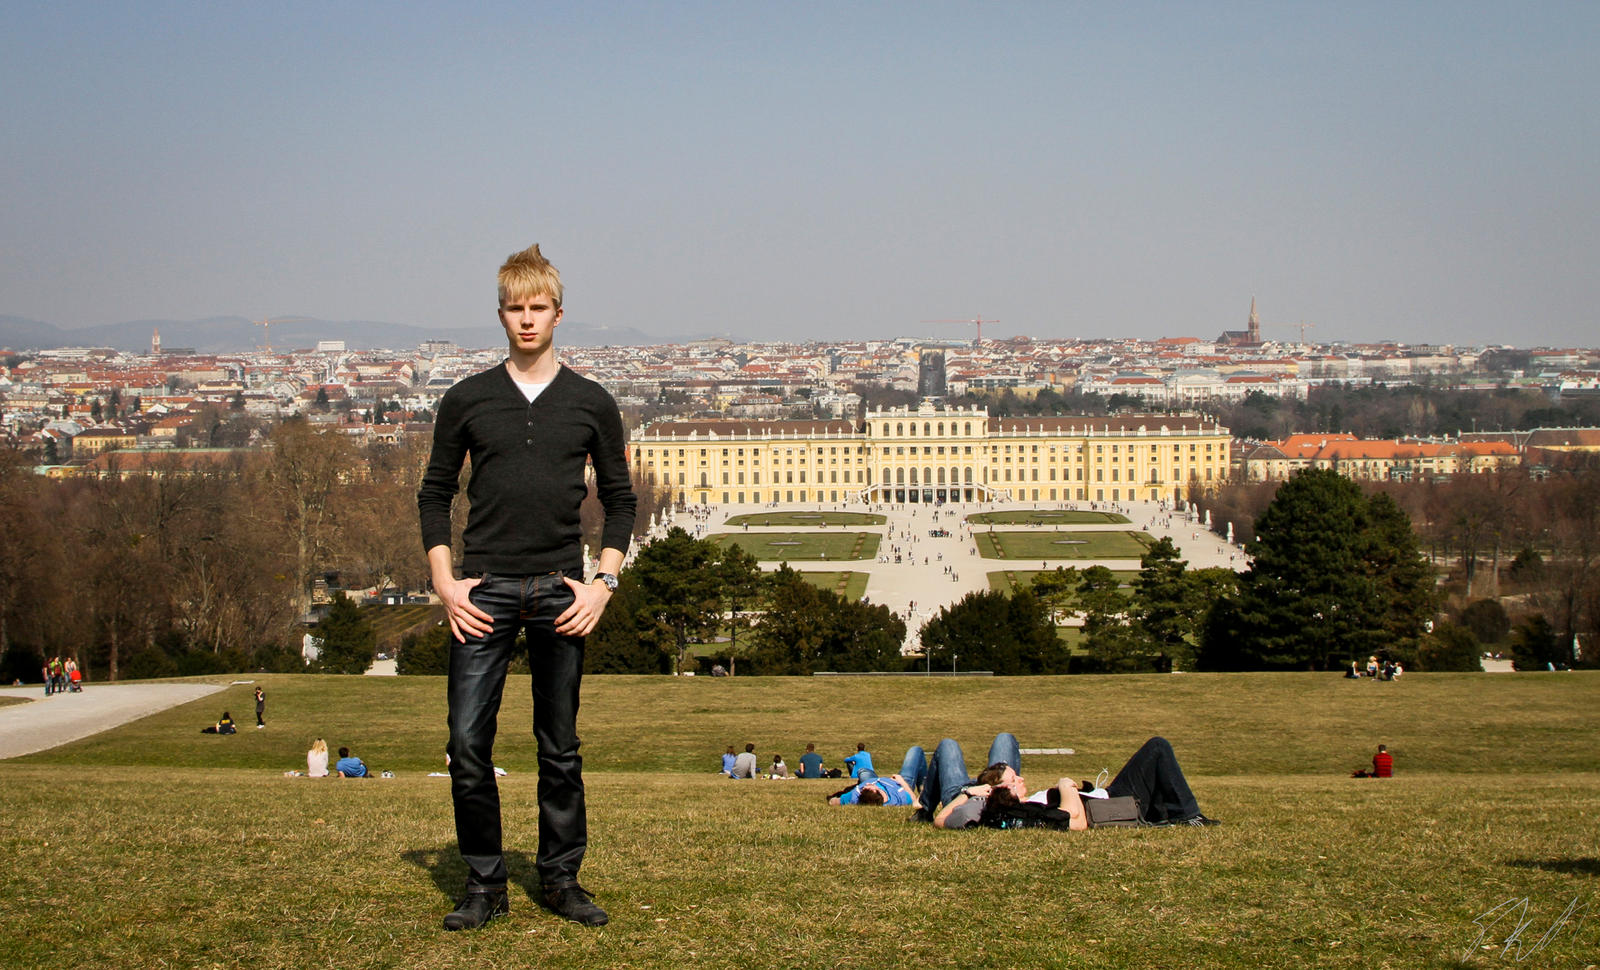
[1247,297,1260,343]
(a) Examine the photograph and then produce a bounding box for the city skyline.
[4,3,1597,347]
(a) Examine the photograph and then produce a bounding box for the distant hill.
[0,314,695,353]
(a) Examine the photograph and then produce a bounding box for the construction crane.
[1262,321,1317,344]
[921,316,999,349]
[253,316,308,353]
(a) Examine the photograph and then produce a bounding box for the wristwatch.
[593,572,619,592]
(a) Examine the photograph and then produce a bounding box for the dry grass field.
[3,672,1597,970]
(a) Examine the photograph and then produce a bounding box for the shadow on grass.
[402,846,543,901]
[1506,857,1600,876]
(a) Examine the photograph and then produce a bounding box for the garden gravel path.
[0,682,227,759]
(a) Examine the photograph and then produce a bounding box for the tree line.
[6,419,1592,682]
[396,470,1504,678]
[393,527,908,677]
[1199,457,1600,668]
[0,422,671,683]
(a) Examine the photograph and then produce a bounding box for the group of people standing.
[41,656,81,695]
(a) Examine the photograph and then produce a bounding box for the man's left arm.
[557,545,624,636]
[556,388,636,637]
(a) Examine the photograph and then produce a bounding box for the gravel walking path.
[0,682,228,760]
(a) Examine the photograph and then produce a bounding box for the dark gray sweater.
[417,362,636,574]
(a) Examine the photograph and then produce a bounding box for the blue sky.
[3,1,1595,347]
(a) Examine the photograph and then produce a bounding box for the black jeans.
[1105,736,1202,823]
[448,570,587,891]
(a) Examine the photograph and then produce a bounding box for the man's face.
[499,292,562,355]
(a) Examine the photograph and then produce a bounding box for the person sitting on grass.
[1352,744,1393,778]
[307,738,329,777]
[200,712,237,735]
[729,742,759,780]
[796,742,826,779]
[335,746,370,778]
[843,742,874,779]
[719,745,737,775]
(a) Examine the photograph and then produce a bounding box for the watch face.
[597,573,618,591]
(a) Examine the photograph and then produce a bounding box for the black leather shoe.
[907,808,934,824]
[541,884,609,926]
[443,889,508,931]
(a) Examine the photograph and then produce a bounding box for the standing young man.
[417,243,636,931]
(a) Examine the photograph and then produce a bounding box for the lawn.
[968,509,1130,525]
[988,569,1140,596]
[707,531,881,561]
[976,529,1154,560]
[362,603,443,649]
[4,672,1599,970]
[789,569,870,600]
[723,511,887,527]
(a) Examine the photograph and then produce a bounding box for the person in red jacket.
[1353,744,1393,777]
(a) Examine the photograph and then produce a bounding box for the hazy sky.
[4,2,1596,347]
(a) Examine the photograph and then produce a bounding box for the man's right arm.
[429,544,492,642]
[416,389,467,553]
[418,389,494,642]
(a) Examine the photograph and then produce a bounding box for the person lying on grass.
[827,772,918,806]
[931,737,1219,829]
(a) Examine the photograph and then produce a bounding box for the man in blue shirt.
[844,742,874,779]
[335,746,369,778]
[829,773,916,806]
[797,743,825,779]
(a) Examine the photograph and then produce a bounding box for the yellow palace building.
[630,400,1230,506]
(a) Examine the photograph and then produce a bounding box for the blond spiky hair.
[497,243,563,308]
